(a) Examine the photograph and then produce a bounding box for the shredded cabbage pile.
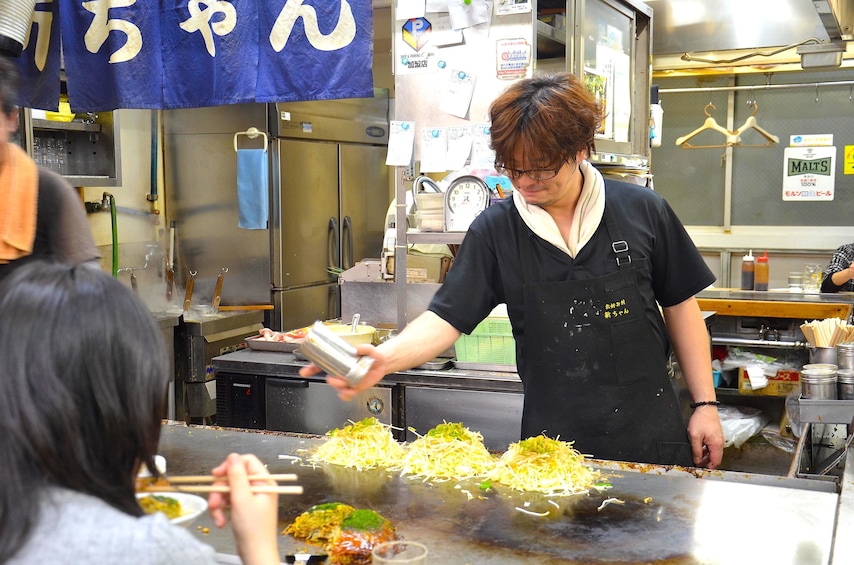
[488,435,600,496]
[310,417,405,469]
[400,422,496,481]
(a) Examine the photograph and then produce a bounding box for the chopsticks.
[801,318,854,348]
[139,474,303,495]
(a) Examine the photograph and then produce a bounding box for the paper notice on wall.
[439,70,477,118]
[430,14,464,46]
[470,124,495,168]
[595,44,616,140]
[396,17,439,75]
[386,121,416,166]
[782,146,836,201]
[420,127,448,172]
[496,38,531,80]
[611,52,631,143]
[446,126,474,170]
[397,0,426,19]
[495,0,531,16]
[448,0,490,30]
[845,145,854,175]
[790,134,834,147]
[426,0,450,11]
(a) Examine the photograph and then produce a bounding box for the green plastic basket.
[455,317,516,365]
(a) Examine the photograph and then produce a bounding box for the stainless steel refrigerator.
[164,92,390,332]
[163,103,273,311]
[269,91,390,331]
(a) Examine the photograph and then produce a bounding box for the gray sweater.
[8,488,218,564]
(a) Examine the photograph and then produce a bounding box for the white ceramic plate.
[137,492,208,527]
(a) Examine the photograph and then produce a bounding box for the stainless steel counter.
[213,348,524,392]
[698,289,854,305]
[158,423,841,564]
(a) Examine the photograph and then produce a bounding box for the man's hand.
[687,406,724,469]
[299,343,389,401]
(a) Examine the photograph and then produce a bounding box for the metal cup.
[300,321,374,386]
[809,347,837,365]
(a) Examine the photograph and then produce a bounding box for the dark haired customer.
[0,55,99,284]
[0,261,280,564]
[821,243,854,292]
[303,72,724,469]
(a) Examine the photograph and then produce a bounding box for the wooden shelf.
[697,298,852,320]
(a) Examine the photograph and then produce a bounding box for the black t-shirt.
[429,178,716,353]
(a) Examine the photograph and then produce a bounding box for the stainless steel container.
[301,321,374,386]
[837,369,854,400]
[801,366,838,400]
[802,363,838,372]
[838,342,854,370]
[809,347,837,365]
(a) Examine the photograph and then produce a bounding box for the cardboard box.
[737,368,800,397]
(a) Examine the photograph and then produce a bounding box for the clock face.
[446,177,488,213]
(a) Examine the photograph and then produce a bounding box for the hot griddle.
[157,424,838,564]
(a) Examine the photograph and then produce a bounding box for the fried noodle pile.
[310,417,405,469]
[400,422,496,481]
[488,435,600,496]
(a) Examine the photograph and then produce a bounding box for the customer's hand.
[208,453,280,565]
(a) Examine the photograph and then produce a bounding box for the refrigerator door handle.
[328,217,339,276]
[328,284,340,320]
[342,215,354,270]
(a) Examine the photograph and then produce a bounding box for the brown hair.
[489,72,603,170]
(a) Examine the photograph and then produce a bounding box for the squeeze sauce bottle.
[741,250,755,290]
[754,251,769,291]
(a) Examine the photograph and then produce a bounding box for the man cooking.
[302,72,724,469]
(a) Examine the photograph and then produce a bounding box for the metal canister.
[837,369,854,400]
[800,365,838,400]
[300,321,374,386]
[802,363,838,372]
[809,347,837,365]
[837,342,854,370]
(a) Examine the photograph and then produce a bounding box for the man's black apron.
[517,203,692,466]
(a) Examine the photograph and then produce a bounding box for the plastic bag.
[785,385,804,438]
[760,428,797,454]
[718,405,768,448]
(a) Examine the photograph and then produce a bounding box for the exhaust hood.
[647,0,853,72]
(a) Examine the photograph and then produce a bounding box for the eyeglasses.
[495,159,573,181]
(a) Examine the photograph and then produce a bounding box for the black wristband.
[690,400,721,409]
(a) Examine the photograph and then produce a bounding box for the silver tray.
[452,361,517,373]
[244,336,300,353]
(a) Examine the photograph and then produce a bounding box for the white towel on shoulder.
[512,160,605,259]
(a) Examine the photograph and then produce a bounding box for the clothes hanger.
[674,103,740,148]
[732,101,779,146]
